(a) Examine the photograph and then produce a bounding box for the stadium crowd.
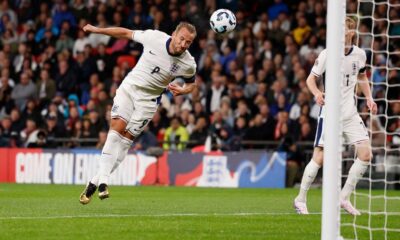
[0,0,399,156]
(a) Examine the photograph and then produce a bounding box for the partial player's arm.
[83,24,133,40]
[306,74,325,106]
[169,63,197,96]
[308,50,326,106]
[357,72,377,114]
[168,82,196,96]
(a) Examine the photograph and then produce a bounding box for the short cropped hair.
[175,22,197,37]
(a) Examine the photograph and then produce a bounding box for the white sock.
[98,130,123,185]
[90,174,100,186]
[297,160,321,202]
[110,137,133,174]
[340,158,369,201]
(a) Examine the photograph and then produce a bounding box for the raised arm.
[306,74,325,106]
[83,24,134,40]
[357,72,377,114]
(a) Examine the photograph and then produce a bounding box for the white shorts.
[314,114,369,147]
[111,82,161,137]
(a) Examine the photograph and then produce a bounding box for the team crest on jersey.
[170,63,180,74]
[314,59,319,66]
[112,105,119,113]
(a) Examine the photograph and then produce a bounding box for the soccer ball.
[209,9,236,34]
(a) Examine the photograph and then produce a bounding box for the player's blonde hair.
[345,17,356,30]
[175,22,197,37]
[345,17,357,44]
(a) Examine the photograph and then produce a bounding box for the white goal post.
[321,0,346,239]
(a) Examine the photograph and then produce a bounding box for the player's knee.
[123,131,135,141]
[356,142,373,161]
[110,118,128,134]
[312,147,324,166]
[358,150,372,162]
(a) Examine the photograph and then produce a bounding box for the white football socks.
[110,136,133,174]
[90,132,133,186]
[97,130,124,185]
[297,160,321,203]
[340,158,369,201]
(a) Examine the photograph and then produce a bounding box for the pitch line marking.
[0,212,322,220]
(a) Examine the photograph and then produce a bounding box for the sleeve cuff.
[311,71,321,77]
[359,67,366,73]
[182,75,196,83]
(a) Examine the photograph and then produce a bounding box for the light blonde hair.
[175,22,197,37]
[345,17,356,30]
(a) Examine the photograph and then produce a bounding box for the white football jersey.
[123,30,197,96]
[311,45,367,120]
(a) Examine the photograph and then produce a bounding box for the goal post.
[321,0,346,239]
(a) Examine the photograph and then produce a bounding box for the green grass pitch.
[0,184,399,240]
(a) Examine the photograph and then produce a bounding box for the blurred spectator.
[96,130,108,149]
[73,29,90,57]
[0,115,12,146]
[206,73,228,114]
[188,116,208,147]
[268,0,289,21]
[289,91,308,121]
[36,69,56,107]
[20,118,39,147]
[163,117,189,151]
[27,130,47,148]
[270,93,291,117]
[299,35,323,61]
[244,74,258,99]
[55,60,77,96]
[230,116,248,151]
[135,126,159,151]
[20,99,41,125]
[274,111,289,140]
[44,112,65,148]
[278,136,304,187]
[0,74,14,116]
[11,72,36,110]
[52,2,77,29]
[0,0,17,27]
[35,18,59,43]
[293,16,311,45]
[55,30,74,52]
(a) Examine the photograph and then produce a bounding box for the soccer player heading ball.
[294,17,378,215]
[79,22,197,204]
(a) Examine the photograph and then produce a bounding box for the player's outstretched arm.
[83,24,134,40]
[306,74,325,106]
[358,73,377,114]
[168,82,196,96]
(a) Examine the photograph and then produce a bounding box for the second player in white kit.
[79,22,197,204]
[312,45,369,147]
[293,17,378,216]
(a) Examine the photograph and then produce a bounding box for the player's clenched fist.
[315,92,325,106]
[83,24,98,33]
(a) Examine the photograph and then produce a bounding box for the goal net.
[342,0,400,239]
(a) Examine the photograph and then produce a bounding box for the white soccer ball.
[209,9,236,34]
